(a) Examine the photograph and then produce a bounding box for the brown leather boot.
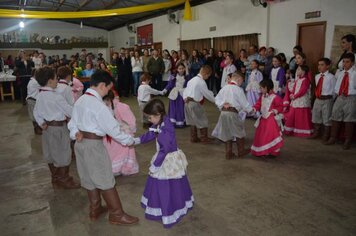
[70,140,76,160]
[48,163,57,183]
[55,166,81,189]
[236,138,250,158]
[324,121,341,145]
[101,188,139,225]
[199,128,214,143]
[190,126,200,143]
[322,126,331,142]
[343,122,354,150]
[33,122,42,135]
[309,123,321,139]
[225,140,236,159]
[87,189,108,221]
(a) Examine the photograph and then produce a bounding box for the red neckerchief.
[315,73,324,98]
[85,91,113,143]
[39,88,53,92]
[339,71,349,96]
[85,92,95,97]
[58,80,69,85]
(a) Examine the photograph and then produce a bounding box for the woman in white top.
[162,49,172,89]
[336,34,356,77]
[131,50,143,96]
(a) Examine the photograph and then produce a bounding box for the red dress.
[251,93,284,157]
[283,76,313,137]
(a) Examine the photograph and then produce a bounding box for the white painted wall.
[269,0,356,58]
[0,19,110,60]
[109,0,356,60]
[109,0,268,52]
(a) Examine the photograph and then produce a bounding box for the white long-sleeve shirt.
[334,67,356,96]
[183,74,215,103]
[215,81,252,112]
[56,79,74,106]
[32,57,42,69]
[131,57,143,72]
[314,71,336,96]
[137,83,162,102]
[26,77,41,100]
[67,88,133,145]
[33,86,72,126]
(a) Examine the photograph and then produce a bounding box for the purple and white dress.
[269,66,286,97]
[246,69,263,107]
[138,116,194,228]
[164,74,190,128]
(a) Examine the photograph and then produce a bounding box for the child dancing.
[251,79,284,157]
[134,99,194,228]
[212,72,252,159]
[103,90,139,176]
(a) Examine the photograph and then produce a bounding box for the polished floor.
[0,97,355,236]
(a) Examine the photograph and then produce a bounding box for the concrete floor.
[0,97,356,236]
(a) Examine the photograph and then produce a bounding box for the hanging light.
[19,20,25,28]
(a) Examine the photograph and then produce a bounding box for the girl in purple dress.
[163,63,190,128]
[269,55,286,97]
[134,99,194,228]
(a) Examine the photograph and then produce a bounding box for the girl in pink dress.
[251,79,284,157]
[283,65,313,137]
[71,77,84,102]
[103,90,139,176]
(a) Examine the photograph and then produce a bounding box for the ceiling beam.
[103,0,119,9]
[76,0,92,11]
[55,0,65,11]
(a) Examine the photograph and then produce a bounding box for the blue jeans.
[151,73,163,90]
[132,71,142,96]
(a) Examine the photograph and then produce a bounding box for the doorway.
[297,21,326,75]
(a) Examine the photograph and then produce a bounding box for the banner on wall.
[137,24,153,46]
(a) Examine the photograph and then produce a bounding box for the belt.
[222,107,239,113]
[139,100,148,103]
[27,97,36,101]
[186,97,197,103]
[80,131,103,140]
[46,120,66,126]
[317,95,332,100]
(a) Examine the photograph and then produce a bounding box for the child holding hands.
[134,99,194,228]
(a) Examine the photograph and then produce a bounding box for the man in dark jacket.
[147,49,165,90]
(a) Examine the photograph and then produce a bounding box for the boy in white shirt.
[183,65,215,143]
[33,66,79,189]
[56,66,74,106]
[26,69,42,135]
[137,72,165,128]
[310,58,336,141]
[325,53,356,149]
[68,70,138,225]
[212,72,252,159]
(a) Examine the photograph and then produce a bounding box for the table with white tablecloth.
[0,71,16,101]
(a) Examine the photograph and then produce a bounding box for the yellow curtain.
[0,0,185,19]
